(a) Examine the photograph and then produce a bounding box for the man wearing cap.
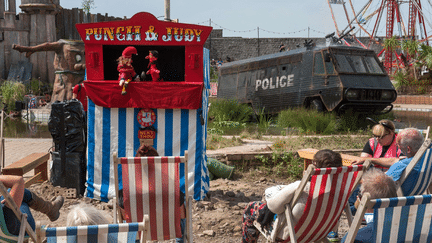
[118,46,140,95]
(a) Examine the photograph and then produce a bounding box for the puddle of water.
[392,110,432,130]
[2,118,51,138]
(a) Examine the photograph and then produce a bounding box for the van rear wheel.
[310,99,325,112]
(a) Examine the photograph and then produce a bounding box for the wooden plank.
[34,160,48,182]
[297,148,318,160]
[2,152,49,175]
[298,148,361,169]
[25,172,43,188]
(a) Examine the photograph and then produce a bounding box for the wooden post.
[1,110,4,169]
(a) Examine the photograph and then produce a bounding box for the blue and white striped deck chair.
[396,139,432,196]
[36,216,149,243]
[345,193,432,243]
[0,181,36,243]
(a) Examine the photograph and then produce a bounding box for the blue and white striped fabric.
[85,49,210,202]
[44,222,142,243]
[403,147,432,196]
[371,194,432,243]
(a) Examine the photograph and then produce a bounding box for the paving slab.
[3,138,53,167]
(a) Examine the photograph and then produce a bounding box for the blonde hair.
[372,119,395,137]
[66,203,111,226]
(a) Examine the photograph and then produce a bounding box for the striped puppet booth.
[75,12,213,202]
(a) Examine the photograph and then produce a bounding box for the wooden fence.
[56,8,124,41]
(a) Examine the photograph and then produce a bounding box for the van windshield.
[334,54,385,74]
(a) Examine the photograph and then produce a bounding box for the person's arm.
[0,175,24,208]
[267,181,301,214]
[352,156,401,167]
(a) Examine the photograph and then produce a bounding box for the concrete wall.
[204,30,385,63]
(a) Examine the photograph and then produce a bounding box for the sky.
[16,0,432,39]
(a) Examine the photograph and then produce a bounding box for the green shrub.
[255,152,304,179]
[0,81,26,112]
[256,107,273,131]
[277,108,337,135]
[392,71,412,90]
[209,99,253,123]
[25,78,41,95]
[337,111,395,132]
[277,108,302,128]
[210,66,218,83]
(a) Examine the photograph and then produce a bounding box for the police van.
[217,43,397,114]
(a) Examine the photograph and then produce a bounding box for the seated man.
[341,168,397,242]
[386,127,425,195]
[241,149,342,243]
[0,175,64,235]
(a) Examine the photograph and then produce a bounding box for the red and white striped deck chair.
[255,161,371,243]
[113,152,192,242]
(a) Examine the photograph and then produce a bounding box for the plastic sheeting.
[48,100,86,152]
[48,99,87,195]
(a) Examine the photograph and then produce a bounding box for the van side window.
[314,52,325,75]
[323,51,335,75]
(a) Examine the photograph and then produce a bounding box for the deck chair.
[396,138,432,196]
[35,216,149,243]
[345,193,432,243]
[113,151,192,242]
[254,161,372,243]
[0,181,37,243]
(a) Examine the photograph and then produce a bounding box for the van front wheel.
[310,99,325,112]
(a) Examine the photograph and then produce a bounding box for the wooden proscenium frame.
[2,153,49,187]
[297,148,361,170]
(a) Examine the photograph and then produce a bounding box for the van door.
[309,50,341,111]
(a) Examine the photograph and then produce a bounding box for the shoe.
[327,231,339,242]
[29,192,64,221]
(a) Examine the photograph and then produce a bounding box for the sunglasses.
[374,133,390,139]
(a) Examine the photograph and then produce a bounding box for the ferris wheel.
[327,0,432,73]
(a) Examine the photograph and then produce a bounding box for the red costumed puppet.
[145,50,162,82]
[118,46,140,95]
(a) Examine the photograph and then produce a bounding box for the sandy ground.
[24,139,351,243]
[29,171,351,243]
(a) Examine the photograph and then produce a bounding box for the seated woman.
[354,119,404,169]
[0,175,64,235]
[241,149,342,243]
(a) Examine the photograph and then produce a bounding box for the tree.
[81,0,95,14]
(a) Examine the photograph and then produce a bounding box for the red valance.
[84,81,203,109]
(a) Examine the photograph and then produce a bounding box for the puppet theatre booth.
[75,12,213,202]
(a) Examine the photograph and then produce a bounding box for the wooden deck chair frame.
[254,161,371,243]
[113,151,193,243]
[0,181,37,243]
[35,216,149,243]
[396,138,432,196]
[345,193,432,243]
